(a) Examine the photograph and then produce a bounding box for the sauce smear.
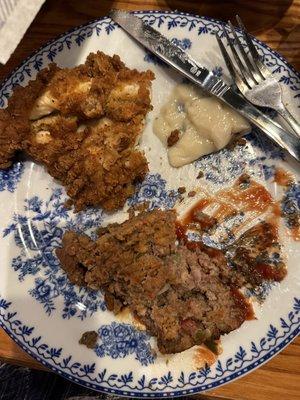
[274,167,294,186]
[290,226,300,241]
[255,263,287,281]
[220,176,273,213]
[177,175,287,287]
[180,175,274,235]
[194,345,219,369]
[231,289,255,321]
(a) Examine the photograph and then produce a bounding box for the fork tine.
[222,24,254,88]
[227,20,260,84]
[215,33,237,82]
[215,33,249,93]
[236,15,270,78]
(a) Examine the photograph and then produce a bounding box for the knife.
[110,10,300,163]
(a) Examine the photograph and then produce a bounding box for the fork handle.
[276,105,300,137]
[221,88,300,162]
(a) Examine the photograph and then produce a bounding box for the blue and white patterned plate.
[0,11,299,397]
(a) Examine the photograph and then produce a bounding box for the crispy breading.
[0,65,59,168]
[0,52,154,211]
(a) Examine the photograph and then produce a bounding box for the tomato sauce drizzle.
[175,175,289,321]
[274,167,294,186]
[177,176,275,241]
[254,262,287,281]
[231,289,255,321]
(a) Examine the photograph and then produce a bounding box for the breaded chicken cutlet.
[0,52,154,211]
[58,209,279,354]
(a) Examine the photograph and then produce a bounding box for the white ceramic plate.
[0,11,299,397]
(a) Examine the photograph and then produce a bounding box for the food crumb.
[167,129,180,147]
[236,138,247,146]
[128,207,135,218]
[64,199,73,209]
[79,331,98,349]
[188,191,196,197]
[238,173,251,189]
[130,202,150,213]
[178,186,186,194]
[227,137,247,151]
[196,171,204,179]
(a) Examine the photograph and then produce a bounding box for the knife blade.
[110,10,300,162]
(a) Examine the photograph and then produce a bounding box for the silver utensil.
[110,10,300,163]
[216,15,300,137]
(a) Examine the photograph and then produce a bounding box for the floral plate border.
[0,11,299,397]
[0,297,299,397]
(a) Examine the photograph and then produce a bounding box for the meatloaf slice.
[56,209,251,354]
[140,245,250,353]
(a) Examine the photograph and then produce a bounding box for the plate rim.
[0,298,299,397]
[0,10,299,398]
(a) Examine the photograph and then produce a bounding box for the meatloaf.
[57,209,253,354]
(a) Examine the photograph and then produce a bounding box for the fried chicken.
[0,66,58,168]
[0,52,154,211]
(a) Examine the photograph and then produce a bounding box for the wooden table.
[0,1,299,399]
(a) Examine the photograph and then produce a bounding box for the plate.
[0,11,299,397]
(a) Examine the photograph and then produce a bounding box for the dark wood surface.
[0,1,299,399]
[0,0,300,82]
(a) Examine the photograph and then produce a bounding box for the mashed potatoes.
[153,84,251,167]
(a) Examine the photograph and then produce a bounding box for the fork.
[216,15,300,137]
